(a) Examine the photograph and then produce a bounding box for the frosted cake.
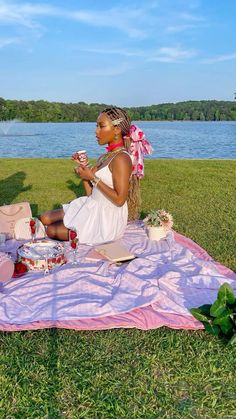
[17,240,66,271]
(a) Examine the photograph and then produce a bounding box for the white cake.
[17,240,66,271]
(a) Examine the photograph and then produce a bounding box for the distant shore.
[1,99,236,122]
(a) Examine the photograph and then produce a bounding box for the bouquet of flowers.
[143,209,173,230]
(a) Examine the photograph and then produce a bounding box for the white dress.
[63,152,130,245]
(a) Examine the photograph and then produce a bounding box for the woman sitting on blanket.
[40,107,153,244]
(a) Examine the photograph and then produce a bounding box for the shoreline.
[1,157,235,161]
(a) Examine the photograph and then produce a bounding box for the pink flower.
[159,210,173,230]
[129,125,136,134]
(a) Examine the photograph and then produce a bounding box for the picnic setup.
[1,108,236,345]
[1,203,235,334]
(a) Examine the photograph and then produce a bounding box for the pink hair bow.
[124,124,153,179]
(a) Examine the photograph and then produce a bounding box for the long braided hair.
[102,107,141,221]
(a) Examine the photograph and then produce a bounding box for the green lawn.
[0,159,236,418]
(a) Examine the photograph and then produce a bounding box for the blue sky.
[0,0,236,106]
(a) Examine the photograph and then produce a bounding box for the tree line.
[0,97,236,122]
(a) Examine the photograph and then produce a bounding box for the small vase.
[147,226,166,241]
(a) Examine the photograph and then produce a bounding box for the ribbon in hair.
[124,125,153,179]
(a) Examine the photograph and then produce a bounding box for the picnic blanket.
[0,222,235,332]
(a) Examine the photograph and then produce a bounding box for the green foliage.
[218,282,235,305]
[143,209,173,227]
[0,97,236,121]
[191,283,236,344]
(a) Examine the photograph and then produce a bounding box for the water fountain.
[0,119,21,136]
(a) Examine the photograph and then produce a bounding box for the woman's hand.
[74,165,96,181]
[74,165,97,197]
[71,153,81,164]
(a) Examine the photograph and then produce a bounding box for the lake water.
[0,121,235,159]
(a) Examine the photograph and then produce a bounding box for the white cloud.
[166,24,195,33]
[0,36,20,48]
[0,1,41,28]
[179,12,204,22]
[71,8,148,38]
[74,46,146,58]
[149,46,196,63]
[77,63,131,77]
[165,8,205,33]
[202,53,236,64]
[0,0,209,49]
[74,44,196,64]
[0,1,150,39]
[0,0,204,62]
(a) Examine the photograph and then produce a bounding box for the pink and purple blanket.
[0,222,235,332]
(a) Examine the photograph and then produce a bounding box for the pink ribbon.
[124,124,153,179]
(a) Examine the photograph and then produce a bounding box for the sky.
[0,0,236,106]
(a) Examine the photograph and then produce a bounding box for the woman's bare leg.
[46,221,69,241]
[39,209,64,226]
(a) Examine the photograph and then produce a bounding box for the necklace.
[106,141,124,152]
[97,147,125,167]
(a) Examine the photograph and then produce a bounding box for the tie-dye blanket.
[0,222,235,331]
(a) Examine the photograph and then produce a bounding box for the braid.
[123,135,141,221]
[101,106,141,221]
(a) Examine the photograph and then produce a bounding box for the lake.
[0,121,235,159]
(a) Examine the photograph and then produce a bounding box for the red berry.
[15,262,28,273]
[70,241,77,249]
[69,230,77,240]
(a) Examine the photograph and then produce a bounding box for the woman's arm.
[82,179,93,196]
[75,166,97,197]
[76,154,132,206]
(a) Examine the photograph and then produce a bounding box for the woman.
[40,107,152,244]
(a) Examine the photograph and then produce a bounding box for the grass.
[0,158,236,418]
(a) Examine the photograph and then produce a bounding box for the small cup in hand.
[72,150,89,166]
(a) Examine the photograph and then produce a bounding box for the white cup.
[0,233,6,245]
[75,150,88,166]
